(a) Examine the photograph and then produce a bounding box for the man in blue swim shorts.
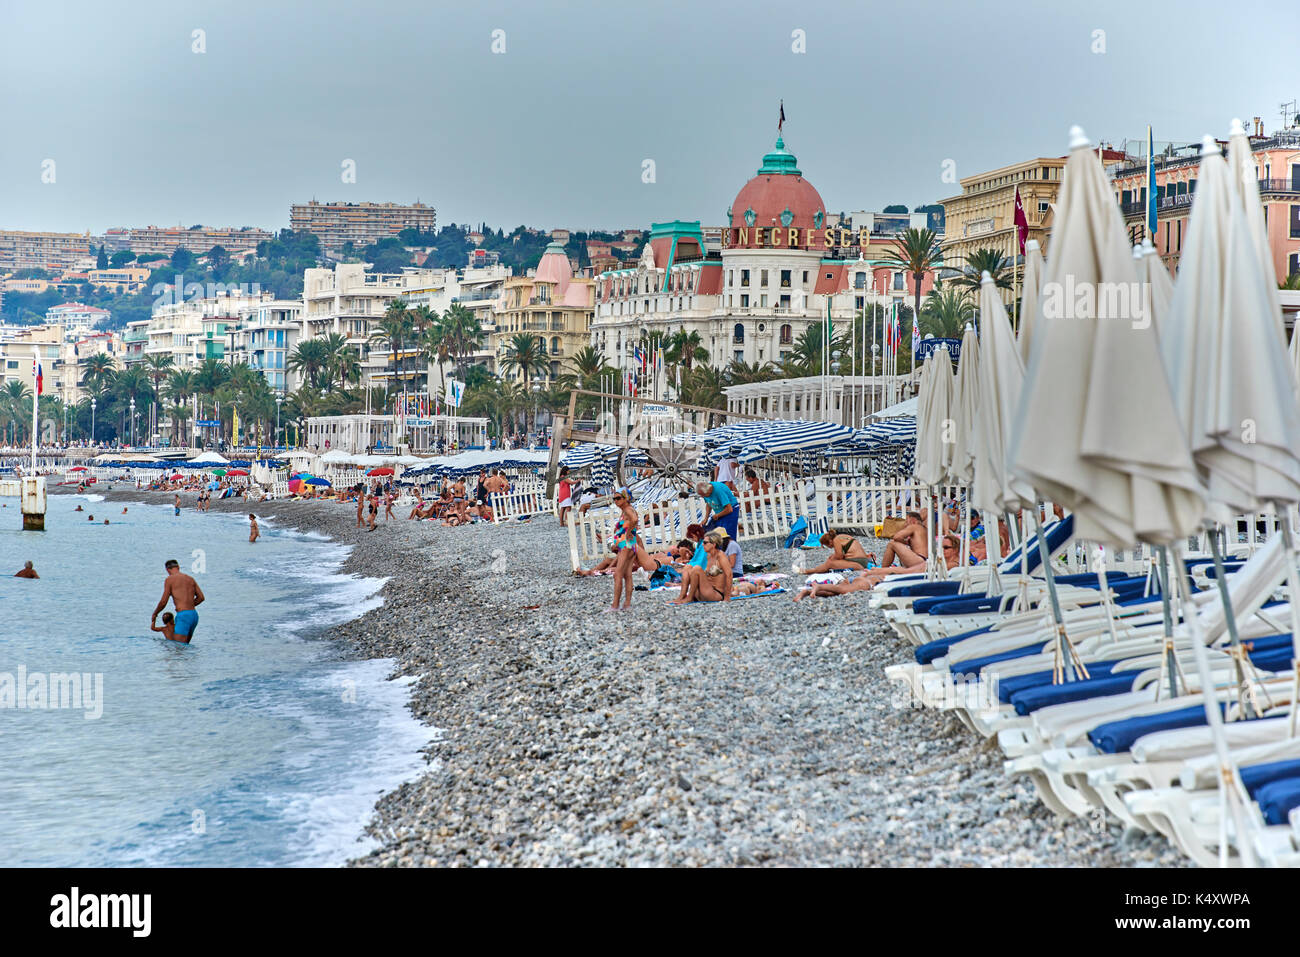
[150,558,206,643]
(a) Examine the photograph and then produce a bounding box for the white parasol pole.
[1173,543,1256,867]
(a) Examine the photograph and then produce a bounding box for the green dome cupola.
[757,135,801,176]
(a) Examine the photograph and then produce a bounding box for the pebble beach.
[62,486,1186,867]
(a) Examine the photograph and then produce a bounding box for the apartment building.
[226,300,302,393]
[300,263,446,389]
[289,201,436,256]
[0,230,94,271]
[101,225,273,257]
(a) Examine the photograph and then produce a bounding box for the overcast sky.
[2,0,1297,237]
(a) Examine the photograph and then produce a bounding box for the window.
[780,323,792,344]
[734,350,744,363]
[551,337,561,354]
[855,296,864,310]
[1291,205,1300,240]
[760,294,768,307]
[740,269,750,287]
[893,272,905,291]
[760,270,769,287]
[740,294,749,307]
[802,271,809,285]
[733,323,745,343]
[1290,253,1299,278]
[728,270,733,286]
[780,269,791,288]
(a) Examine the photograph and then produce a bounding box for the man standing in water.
[151,559,205,643]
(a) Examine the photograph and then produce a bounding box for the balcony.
[1258,179,1300,195]
[1120,192,1194,218]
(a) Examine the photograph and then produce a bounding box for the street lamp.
[129,397,136,446]
[531,379,542,442]
[275,394,283,450]
[91,398,96,446]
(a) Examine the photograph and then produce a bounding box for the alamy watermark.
[0,666,103,719]
[1041,276,1151,329]
[152,272,261,307]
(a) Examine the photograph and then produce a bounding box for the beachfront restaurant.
[305,413,488,455]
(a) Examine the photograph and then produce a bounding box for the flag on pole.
[1146,125,1158,244]
[778,99,785,135]
[911,309,920,354]
[446,378,464,408]
[1013,187,1029,256]
[33,357,43,396]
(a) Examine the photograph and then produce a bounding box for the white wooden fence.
[489,485,555,523]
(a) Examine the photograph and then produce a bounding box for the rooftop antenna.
[1281,100,1298,131]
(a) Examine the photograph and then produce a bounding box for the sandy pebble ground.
[54,484,1187,867]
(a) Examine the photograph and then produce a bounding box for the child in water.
[151,611,178,642]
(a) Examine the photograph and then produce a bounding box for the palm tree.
[142,353,174,442]
[952,247,1013,294]
[680,364,727,416]
[420,314,454,400]
[368,300,413,399]
[879,227,944,323]
[499,332,546,387]
[288,338,331,390]
[442,303,484,371]
[2,381,32,445]
[1280,271,1300,291]
[665,328,708,373]
[725,359,779,386]
[788,320,846,375]
[166,369,197,446]
[81,353,115,396]
[111,365,153,442]
[918,283,975,339]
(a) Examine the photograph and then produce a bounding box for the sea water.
[0,493,436,866]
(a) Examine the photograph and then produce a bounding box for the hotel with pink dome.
[591,130,938,380]
[491,241,595,382]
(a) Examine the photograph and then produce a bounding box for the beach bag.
[881,515,906,539]
[649,564,681,587]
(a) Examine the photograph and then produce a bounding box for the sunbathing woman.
[672,533,733,603]
[793,574,878,602]
[803,529,873,574]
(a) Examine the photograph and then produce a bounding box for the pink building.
[1113,125,1300,279]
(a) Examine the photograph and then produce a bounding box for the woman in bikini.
[673,533,733,603]
[804,529,873,575]
[610,489,640,610]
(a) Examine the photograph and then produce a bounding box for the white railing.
[329,468,366,488]
[490,485,554,523]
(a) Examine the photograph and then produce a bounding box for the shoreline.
[46,484,1186,867]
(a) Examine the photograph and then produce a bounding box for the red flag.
[1013,187,1029,255]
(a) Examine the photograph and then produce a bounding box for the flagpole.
[31,347,39,472]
